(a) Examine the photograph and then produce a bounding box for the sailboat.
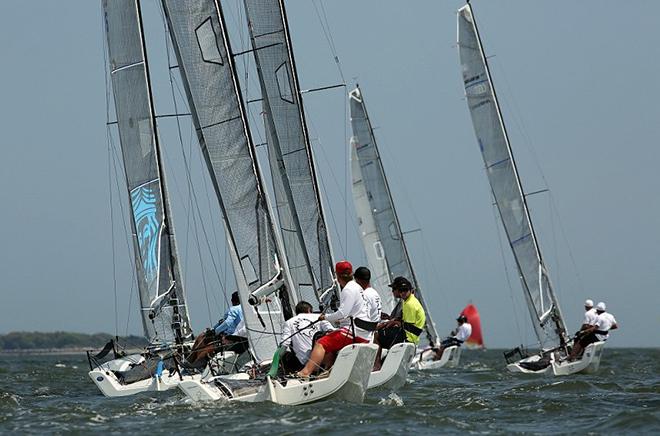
[460,304,484,349]
[158,0,376,403]
[457,2,604,375]
[348,86,454,372]
[88,0,196,397]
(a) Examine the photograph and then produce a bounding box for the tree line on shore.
[0,331,148,350]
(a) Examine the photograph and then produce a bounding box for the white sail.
[349,86,440,345]
[457,4,568,350]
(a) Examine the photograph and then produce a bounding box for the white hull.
[89,352,239,398]
[367,342,415,390]
[410,345,461,370]
[179,343,378,405]
[506,342,606,376]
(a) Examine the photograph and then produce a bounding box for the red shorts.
[317,328,367,354]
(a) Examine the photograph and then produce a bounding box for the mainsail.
[243,0,335,309]
[161,0,295,362]
[102,0,192,347]
[349,86,439,345]
[457,4,567,349]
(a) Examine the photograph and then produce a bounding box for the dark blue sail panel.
[102,0,191,346]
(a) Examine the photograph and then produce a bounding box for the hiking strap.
[403,322,424,336]
[353,318,378,332]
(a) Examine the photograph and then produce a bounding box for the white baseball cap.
[596,302,606,311]
[584,299,594,308]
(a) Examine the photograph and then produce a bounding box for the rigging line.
[190,204,214,324]
[107,138,119,339]
[160,9,228,311]
[343,81,348,253]
[169,74,228,306]
[492,59,585,295]
[305,114,362,246]
[312,0,345,83]
[108,137,138,337]
[101,11,119,340]
[316,168,345,256]
[491,201,524,346]
[549,195,562,301]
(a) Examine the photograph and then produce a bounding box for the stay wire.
[490,202,524,346]
[101,12,120,340]
[159,5,229,313]
[491,58,585,296]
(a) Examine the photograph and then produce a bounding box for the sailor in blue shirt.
[186,292,248,367]
[213,294,243,335]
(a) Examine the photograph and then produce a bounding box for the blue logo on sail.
[131,183,162,290]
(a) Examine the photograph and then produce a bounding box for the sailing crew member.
[433,315,472,361]
[280,301,335,374]
[296,261,372,377]
[373,277,426,370]
[354,266,382,323]
[568,302,618,361]
[580,299,598,330]
[187,292,247,366]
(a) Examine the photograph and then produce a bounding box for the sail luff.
[457,3,567,348]
[161,0,295,362]
[349,86,440,345]
[243,0,336,308]
[102,0,191,346]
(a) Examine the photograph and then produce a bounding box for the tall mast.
[102,0,191,347]
[458,2,567,347]
[134,0,188,345]
[349,85,440,345]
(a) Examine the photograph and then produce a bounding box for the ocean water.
[1,348,658,434]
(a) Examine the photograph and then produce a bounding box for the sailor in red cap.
[296,261,372,377]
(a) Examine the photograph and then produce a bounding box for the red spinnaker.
[460,304,484,348]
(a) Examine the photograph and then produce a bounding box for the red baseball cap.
[335,261,353,276]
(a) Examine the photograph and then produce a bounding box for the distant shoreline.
[0,347,145,356]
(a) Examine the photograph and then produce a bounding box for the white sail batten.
[161,0,296,363]
[457,4,567,349]
[349,87,440,345]
[102,0,192,347]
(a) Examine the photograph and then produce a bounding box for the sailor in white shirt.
[580,299,598,330]
[434,315,472,361]
[569,301,618,361]
[593,303,618,341]
[280,301,334,373]
[354,266,382,324]
[297,261,371,377]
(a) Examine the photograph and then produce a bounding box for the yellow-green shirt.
[402,293,426,344]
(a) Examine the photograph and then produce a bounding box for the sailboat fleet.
[87,0,614,403]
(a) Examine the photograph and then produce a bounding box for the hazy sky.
[0,1,658,348]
